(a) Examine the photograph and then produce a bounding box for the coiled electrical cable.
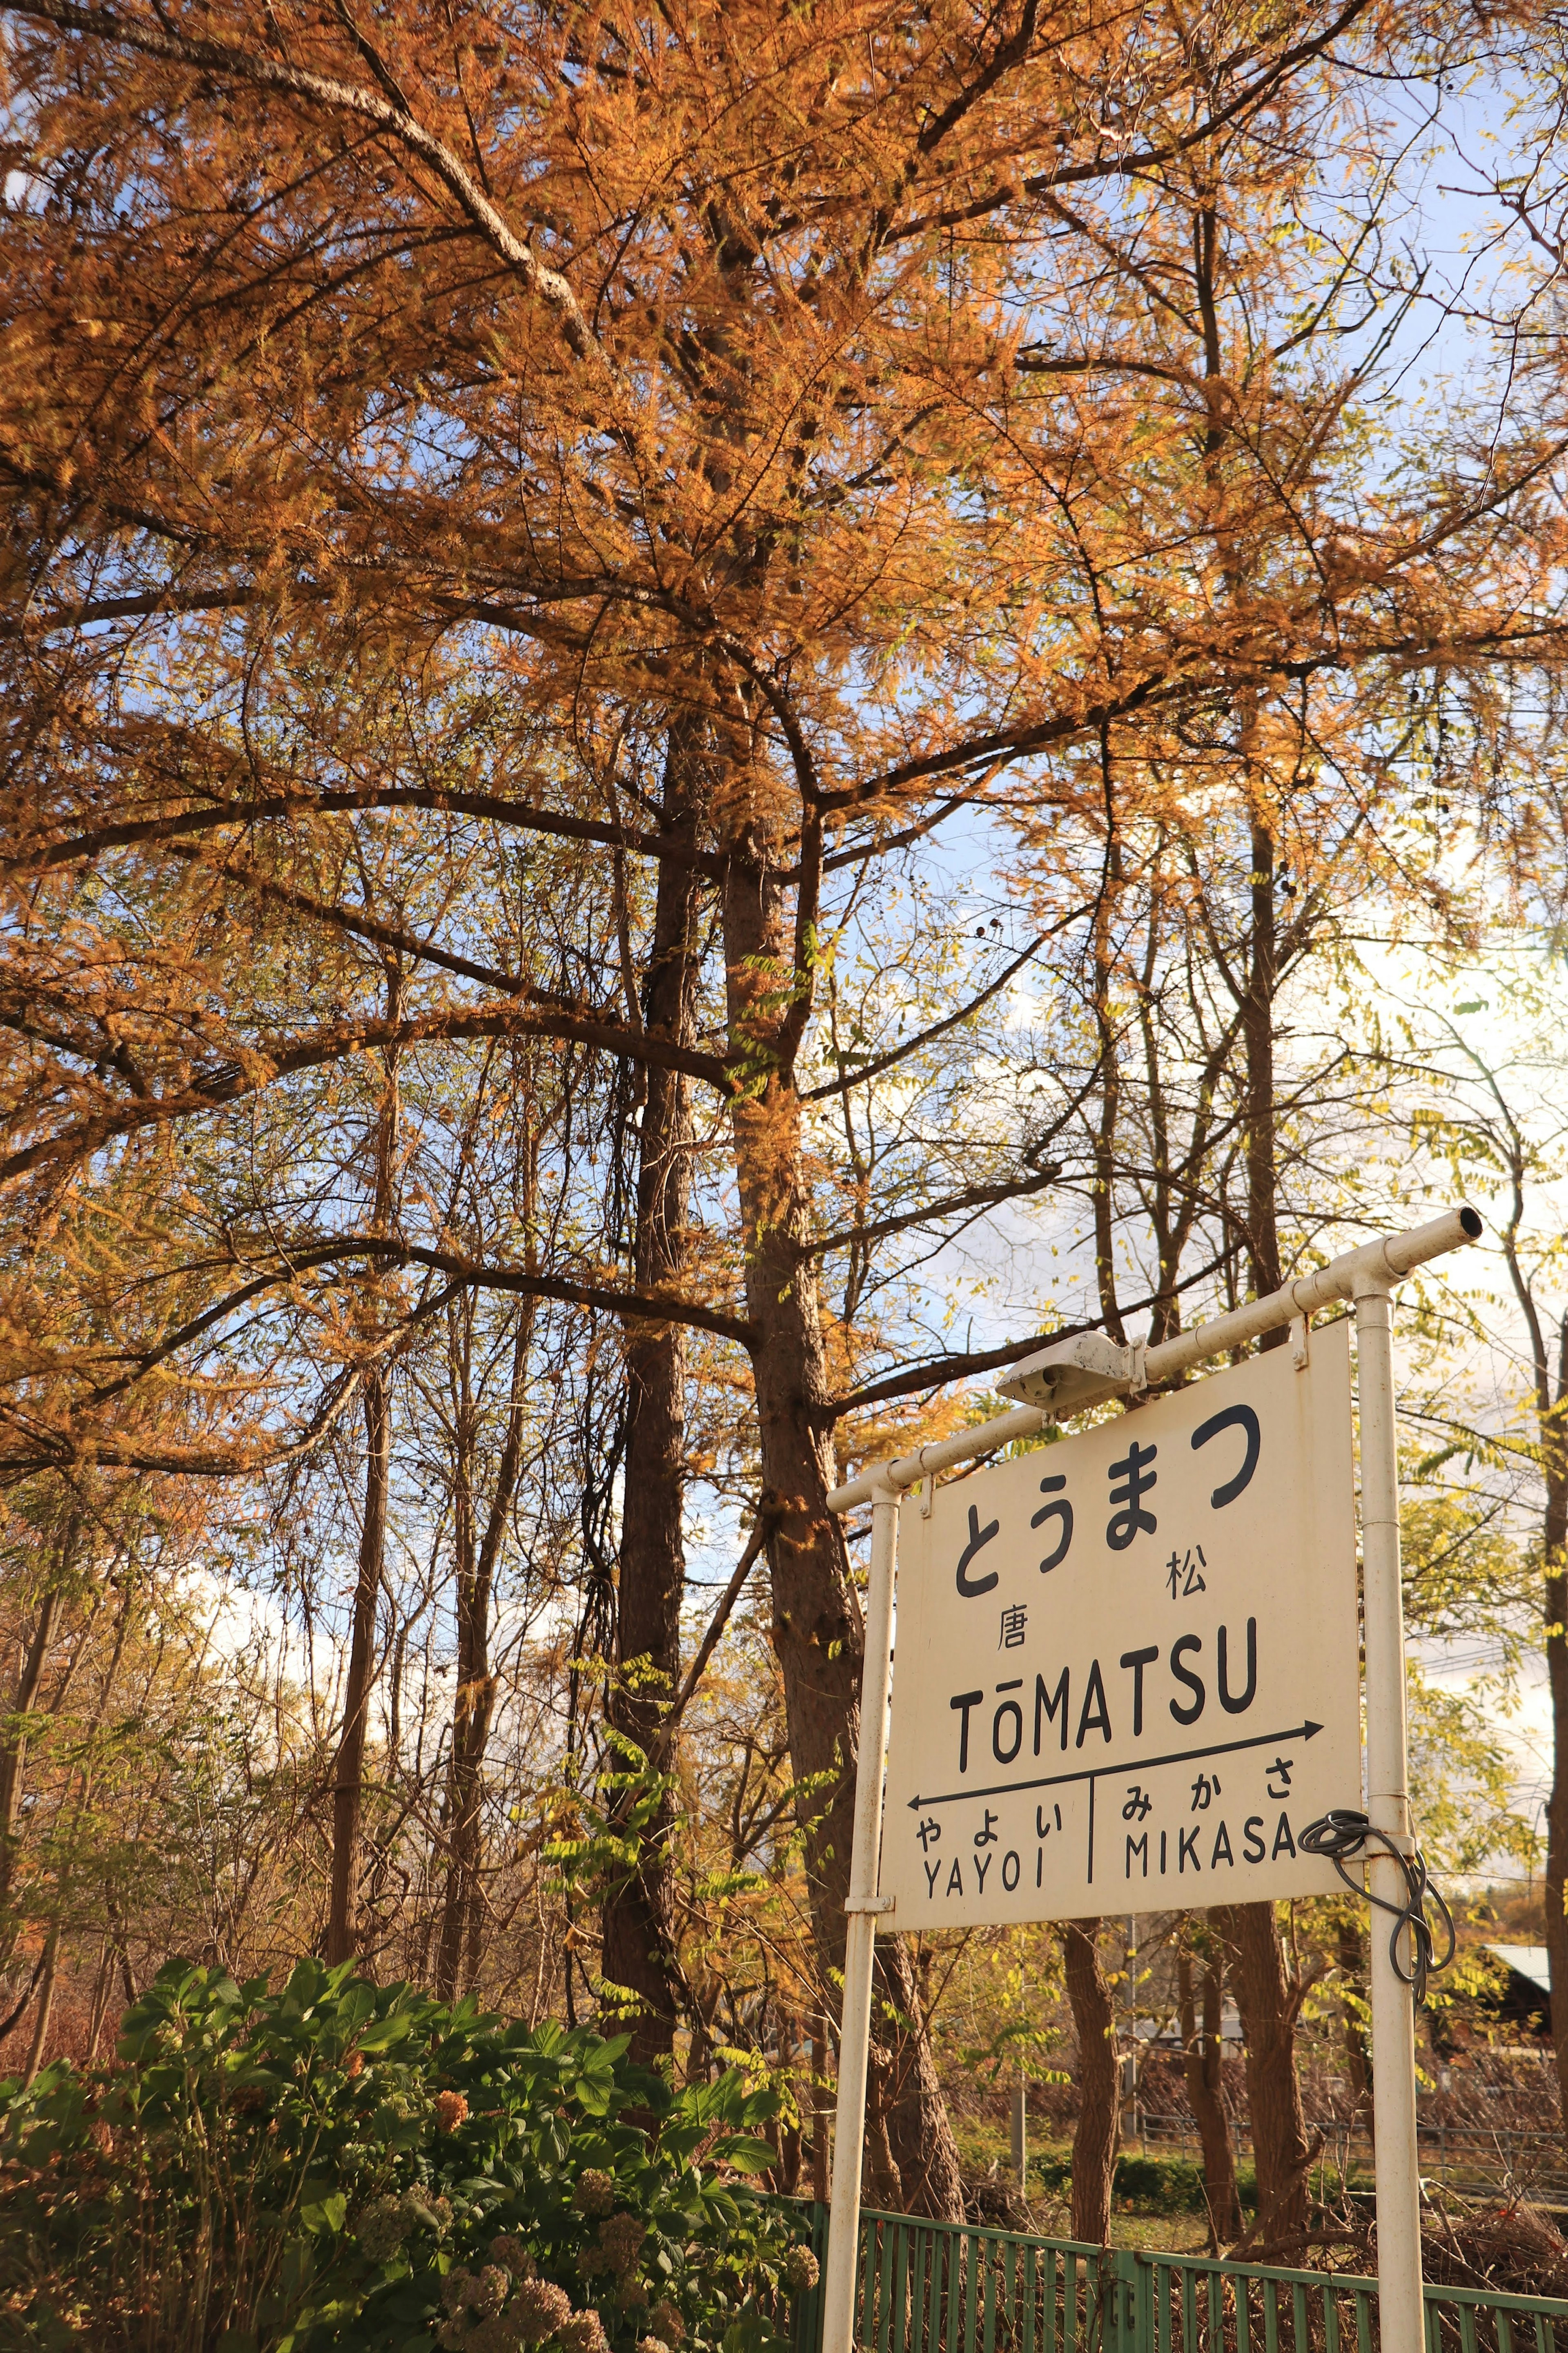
[1298,1809,1456,2006]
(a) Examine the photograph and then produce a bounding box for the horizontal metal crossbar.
[826,1205,1482,1513]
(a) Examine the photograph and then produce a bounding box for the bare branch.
[0,1001,733,1187]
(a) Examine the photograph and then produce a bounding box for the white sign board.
[880,1323,1360,1925]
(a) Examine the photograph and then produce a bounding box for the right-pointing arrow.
[905,1717,1327,1811]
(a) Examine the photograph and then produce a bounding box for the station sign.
[879,1323,1360,1924]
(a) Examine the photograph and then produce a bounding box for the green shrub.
[1029,2148,1260,2218]
[1111,2154,1207,2216]
[0,1959,810,2353]
[1032,2152,1073,2198]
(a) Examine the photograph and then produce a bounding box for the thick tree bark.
[1215,1902,1313,2258]
[721,827,963,2218]
[1538,1316,1568,2128]
[1061,1919,1118,2244]
[602,753,703,2066]
[1178,1934,1241,2249]
[435,1302,532,1998]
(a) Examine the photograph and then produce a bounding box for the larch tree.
[0,0,1561,2209]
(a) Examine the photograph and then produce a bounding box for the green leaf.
[299,2191,348,2234]
[355,2012,416,2053]
[710,2137,777,2174]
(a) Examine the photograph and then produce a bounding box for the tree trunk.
[0,1506,87,1993]
[436,1301,532,1999]
[1242,814,1281,1309]
[1061,1919,1118,2244]
[435,1356,483,1998]
[1336,1916,1372,2132]
[327,1367,390,1967]
[327,978,401,1971]
[1178,1934,1240,2248]
[721,828,963,2218]
[1227,810,1313,2237]
[1541,1317,1568,2128]
[87,1935,115,2059]
[1547,1572,1568,2126]
[21,1920,58,2087]
[1216,1902,1313,2258]
[602,749,702,2066]
[0,1577,65,1922]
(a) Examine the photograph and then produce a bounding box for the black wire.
[1299,1809,1457,2006]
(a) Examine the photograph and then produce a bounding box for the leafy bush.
[1031,2151,1073,2199]
[1111,2154,1207,2216]
[1030,2148,1260,2218]
[0,1959,813,2353]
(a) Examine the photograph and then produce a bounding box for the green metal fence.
[788,2204,1568,2353]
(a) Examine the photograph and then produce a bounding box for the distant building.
[1481,1945,1552,2040]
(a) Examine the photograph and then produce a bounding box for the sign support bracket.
[820,1206,1481,2353]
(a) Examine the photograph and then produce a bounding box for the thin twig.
[648,1499,778,1768]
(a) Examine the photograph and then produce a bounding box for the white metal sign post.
[1355,1276,1424,2353]
[821,1206,1481,2353]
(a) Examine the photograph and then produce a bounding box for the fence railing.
[788,2204,1568,2353]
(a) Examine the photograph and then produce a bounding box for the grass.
[1105,2211,1216,2254]
[958,2134,1378,2258]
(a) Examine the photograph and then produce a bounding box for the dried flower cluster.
[437,2262,607,2353]
[358,2190,455,2266]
